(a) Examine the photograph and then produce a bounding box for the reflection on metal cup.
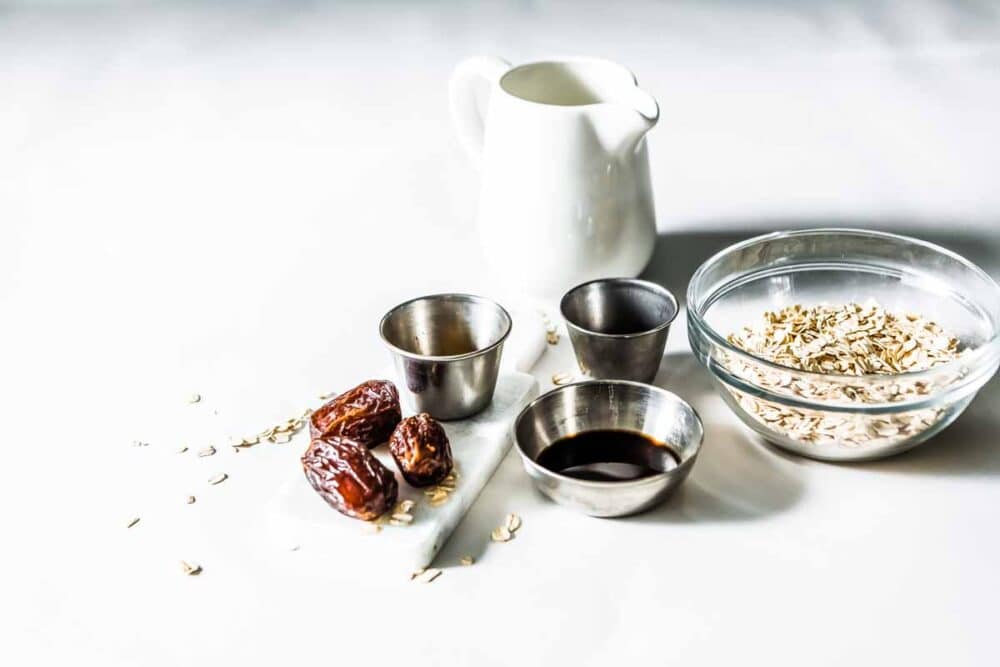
[560,278,678,383]
[379,293,511,420]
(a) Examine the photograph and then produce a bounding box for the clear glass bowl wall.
[686,229,1000,461]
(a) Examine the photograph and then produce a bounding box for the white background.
[2,1,999,665]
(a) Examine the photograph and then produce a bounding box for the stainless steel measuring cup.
[379,293,511,420]
[560,278,678,384]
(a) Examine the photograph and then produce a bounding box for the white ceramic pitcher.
[450,56,659,298]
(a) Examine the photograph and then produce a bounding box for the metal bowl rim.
[512,379,704,489]
[378,293,512,362]
[560,278,679,340]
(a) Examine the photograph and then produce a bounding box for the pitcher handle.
[449,56,511,168]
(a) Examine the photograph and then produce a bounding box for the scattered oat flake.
[397,499,415,514]
[177,446,188,454]
[289,544,300,552]
[186,393,201,404]
[186,496,196,504]
[460,555,474,566]
[412,568,442,583]
[180,560,202,576]
[505,513,522,533]
[197,446,216,458]
[362,522,383,535]
[491,526,512,543]
[208,473,228,485]
[127,517,140,529]
[132,440,149,448]
[552,372,573,386]
[233,436,258,449]
[252,412,309,445]
[546,330,560,345]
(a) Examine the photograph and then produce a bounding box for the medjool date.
[310,380,401,447]
[301,436,398,521]
[388,413,453,487]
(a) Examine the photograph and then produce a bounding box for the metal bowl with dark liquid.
[513,380,703,517]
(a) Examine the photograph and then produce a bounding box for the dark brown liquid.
[536,430,679,482]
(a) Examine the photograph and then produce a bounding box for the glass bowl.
[687,229,1000,461]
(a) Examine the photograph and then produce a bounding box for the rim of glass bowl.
[686,228,1000,395]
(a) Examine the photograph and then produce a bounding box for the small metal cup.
[379,293,511,420]
[513,380,703,517]
[560,278,678,383]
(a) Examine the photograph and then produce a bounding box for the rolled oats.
[179,560,202,576]
[725,302,963,450]
[491,526,512,543]
[552,372,574,386]
[412,568,442,583]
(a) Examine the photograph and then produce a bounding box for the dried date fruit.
[302,436,398,521]
[388,413,453,487]
[309,380,401,448]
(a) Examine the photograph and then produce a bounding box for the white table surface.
[3,2,999,665]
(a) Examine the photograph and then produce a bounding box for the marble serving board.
[266,371,539,573]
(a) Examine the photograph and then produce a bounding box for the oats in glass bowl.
[686,229,1000,461]
[724,302,963,450]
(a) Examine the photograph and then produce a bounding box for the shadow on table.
[627,352,808,524]
[851,375,1000,476]
[640,220,1000,479]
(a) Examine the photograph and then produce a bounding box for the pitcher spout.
[590,87,659,154]
[629,88,659,126]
